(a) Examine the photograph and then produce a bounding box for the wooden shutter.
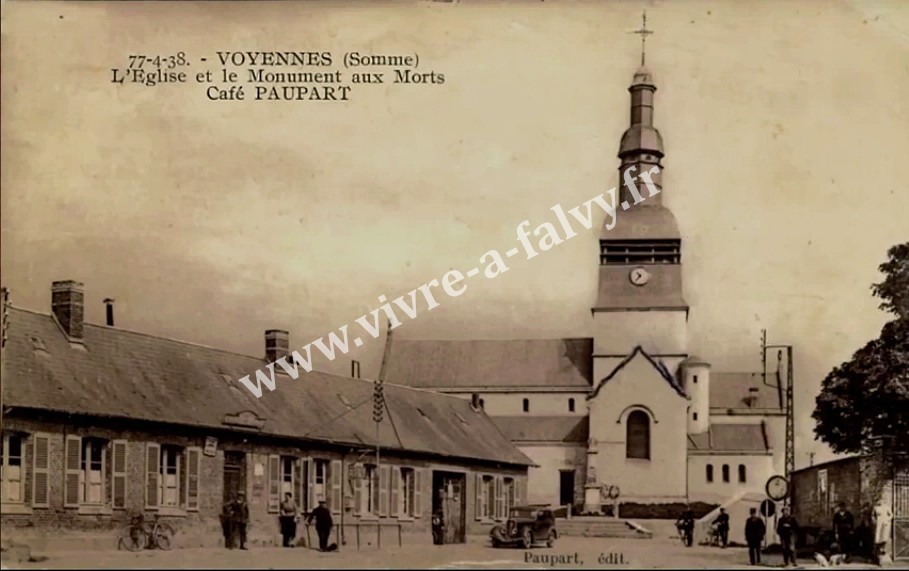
[390,467,400,517]
[145,442,160,509]
[495,476,504,520]
[112,440,128,509]
[306,459,315,513]
[475,473,483,520]
[64,435,82,507]
[378,465,389,516]
[293,458,302,509]
[330,459,342,514]
[267,454,280,513]
[349,462,361,516]
[413,469,423,518]
[32,433,50,508]
[185,447,201,511]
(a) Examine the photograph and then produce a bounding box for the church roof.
[2,306,534,467]
[687,424,771,453]
[384,338,593,389]
[710,372,784,411]
[589,345,687,400]
[489,416,589,444]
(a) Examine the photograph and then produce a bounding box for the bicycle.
[119,513,175,551]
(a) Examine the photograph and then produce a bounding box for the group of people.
[690,501,871,567]
[219,492,335,552]
[675,504,800,566]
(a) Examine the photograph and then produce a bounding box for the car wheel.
[520,527,532,549]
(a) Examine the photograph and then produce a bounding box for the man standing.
[712,508,730,548]
[221,498,235,549]
[307,498,334,552]
[833,503,855,555]
[745,507,766,565]
[776,507,800,567]
[279,492,298,548]
[231,492,250,550]
[675,505,696,547]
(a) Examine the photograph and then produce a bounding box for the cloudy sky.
[2,0,907,468]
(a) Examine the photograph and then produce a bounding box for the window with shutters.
[313,459,329,504]
[1,434,25,504]
[738,464,747,483]
[361,464,378,516]
[81,438,106,505]
[160,445,182,507]
[398,467,415,518]
[281,457,295,498]
[722,464,730,483]
[481,475,495,519]
[706,464,714,483]
[503,477,515,516]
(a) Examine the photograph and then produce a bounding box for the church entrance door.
[560,470,575,507]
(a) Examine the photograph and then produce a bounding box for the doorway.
[223,451,247,504]
[560,470,575,507]
[432,471,467,544]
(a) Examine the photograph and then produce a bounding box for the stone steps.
[554,518,652,539]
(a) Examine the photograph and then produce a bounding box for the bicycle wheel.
[155,523,175,551]
[121,527,147,552]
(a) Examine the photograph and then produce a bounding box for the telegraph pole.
[762,330,795,508]
[1,287,9,433]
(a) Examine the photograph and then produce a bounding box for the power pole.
[1,287,9,433]
[762,330,795,508]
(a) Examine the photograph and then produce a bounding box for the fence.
[302,522,404,550]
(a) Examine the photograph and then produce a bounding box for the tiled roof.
[384,338,593,389]
[489,416,589,444]
[687,424,770,453]
[710,373,784,411]
[2,307,533,467]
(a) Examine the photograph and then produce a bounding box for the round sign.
[765,475,790,501]
[760,499,776,518]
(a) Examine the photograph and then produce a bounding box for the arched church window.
[738,464,747,483]
[722,464,730,483]
[706,464,714,483]
[522,398,529,413]
[568,398,575,412]
[625,410,650,460]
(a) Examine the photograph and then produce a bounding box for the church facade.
[384,59,787,513]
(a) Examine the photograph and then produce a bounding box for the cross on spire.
[631,10,653,66]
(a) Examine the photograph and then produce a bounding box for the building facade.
[383,59,787,514]
[0,281,532,549]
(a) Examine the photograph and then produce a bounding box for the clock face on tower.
[629,267,651,286]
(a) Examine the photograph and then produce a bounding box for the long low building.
[0,280,533,550]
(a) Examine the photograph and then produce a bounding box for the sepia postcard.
[1,0,907,569]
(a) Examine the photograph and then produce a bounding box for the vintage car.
[489,505,558,549]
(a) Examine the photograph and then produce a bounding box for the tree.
[813,242,909,454]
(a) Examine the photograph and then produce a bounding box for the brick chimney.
[265,330,289,363]
[52,280,84,340]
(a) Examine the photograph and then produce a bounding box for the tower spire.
[631,10,653,67]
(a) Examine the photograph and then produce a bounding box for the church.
[384,51,787,514]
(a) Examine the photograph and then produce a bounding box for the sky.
[2,0,907,470]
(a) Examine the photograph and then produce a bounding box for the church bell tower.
[591,15,689,383]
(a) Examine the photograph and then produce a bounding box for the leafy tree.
[813,242,909,454]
